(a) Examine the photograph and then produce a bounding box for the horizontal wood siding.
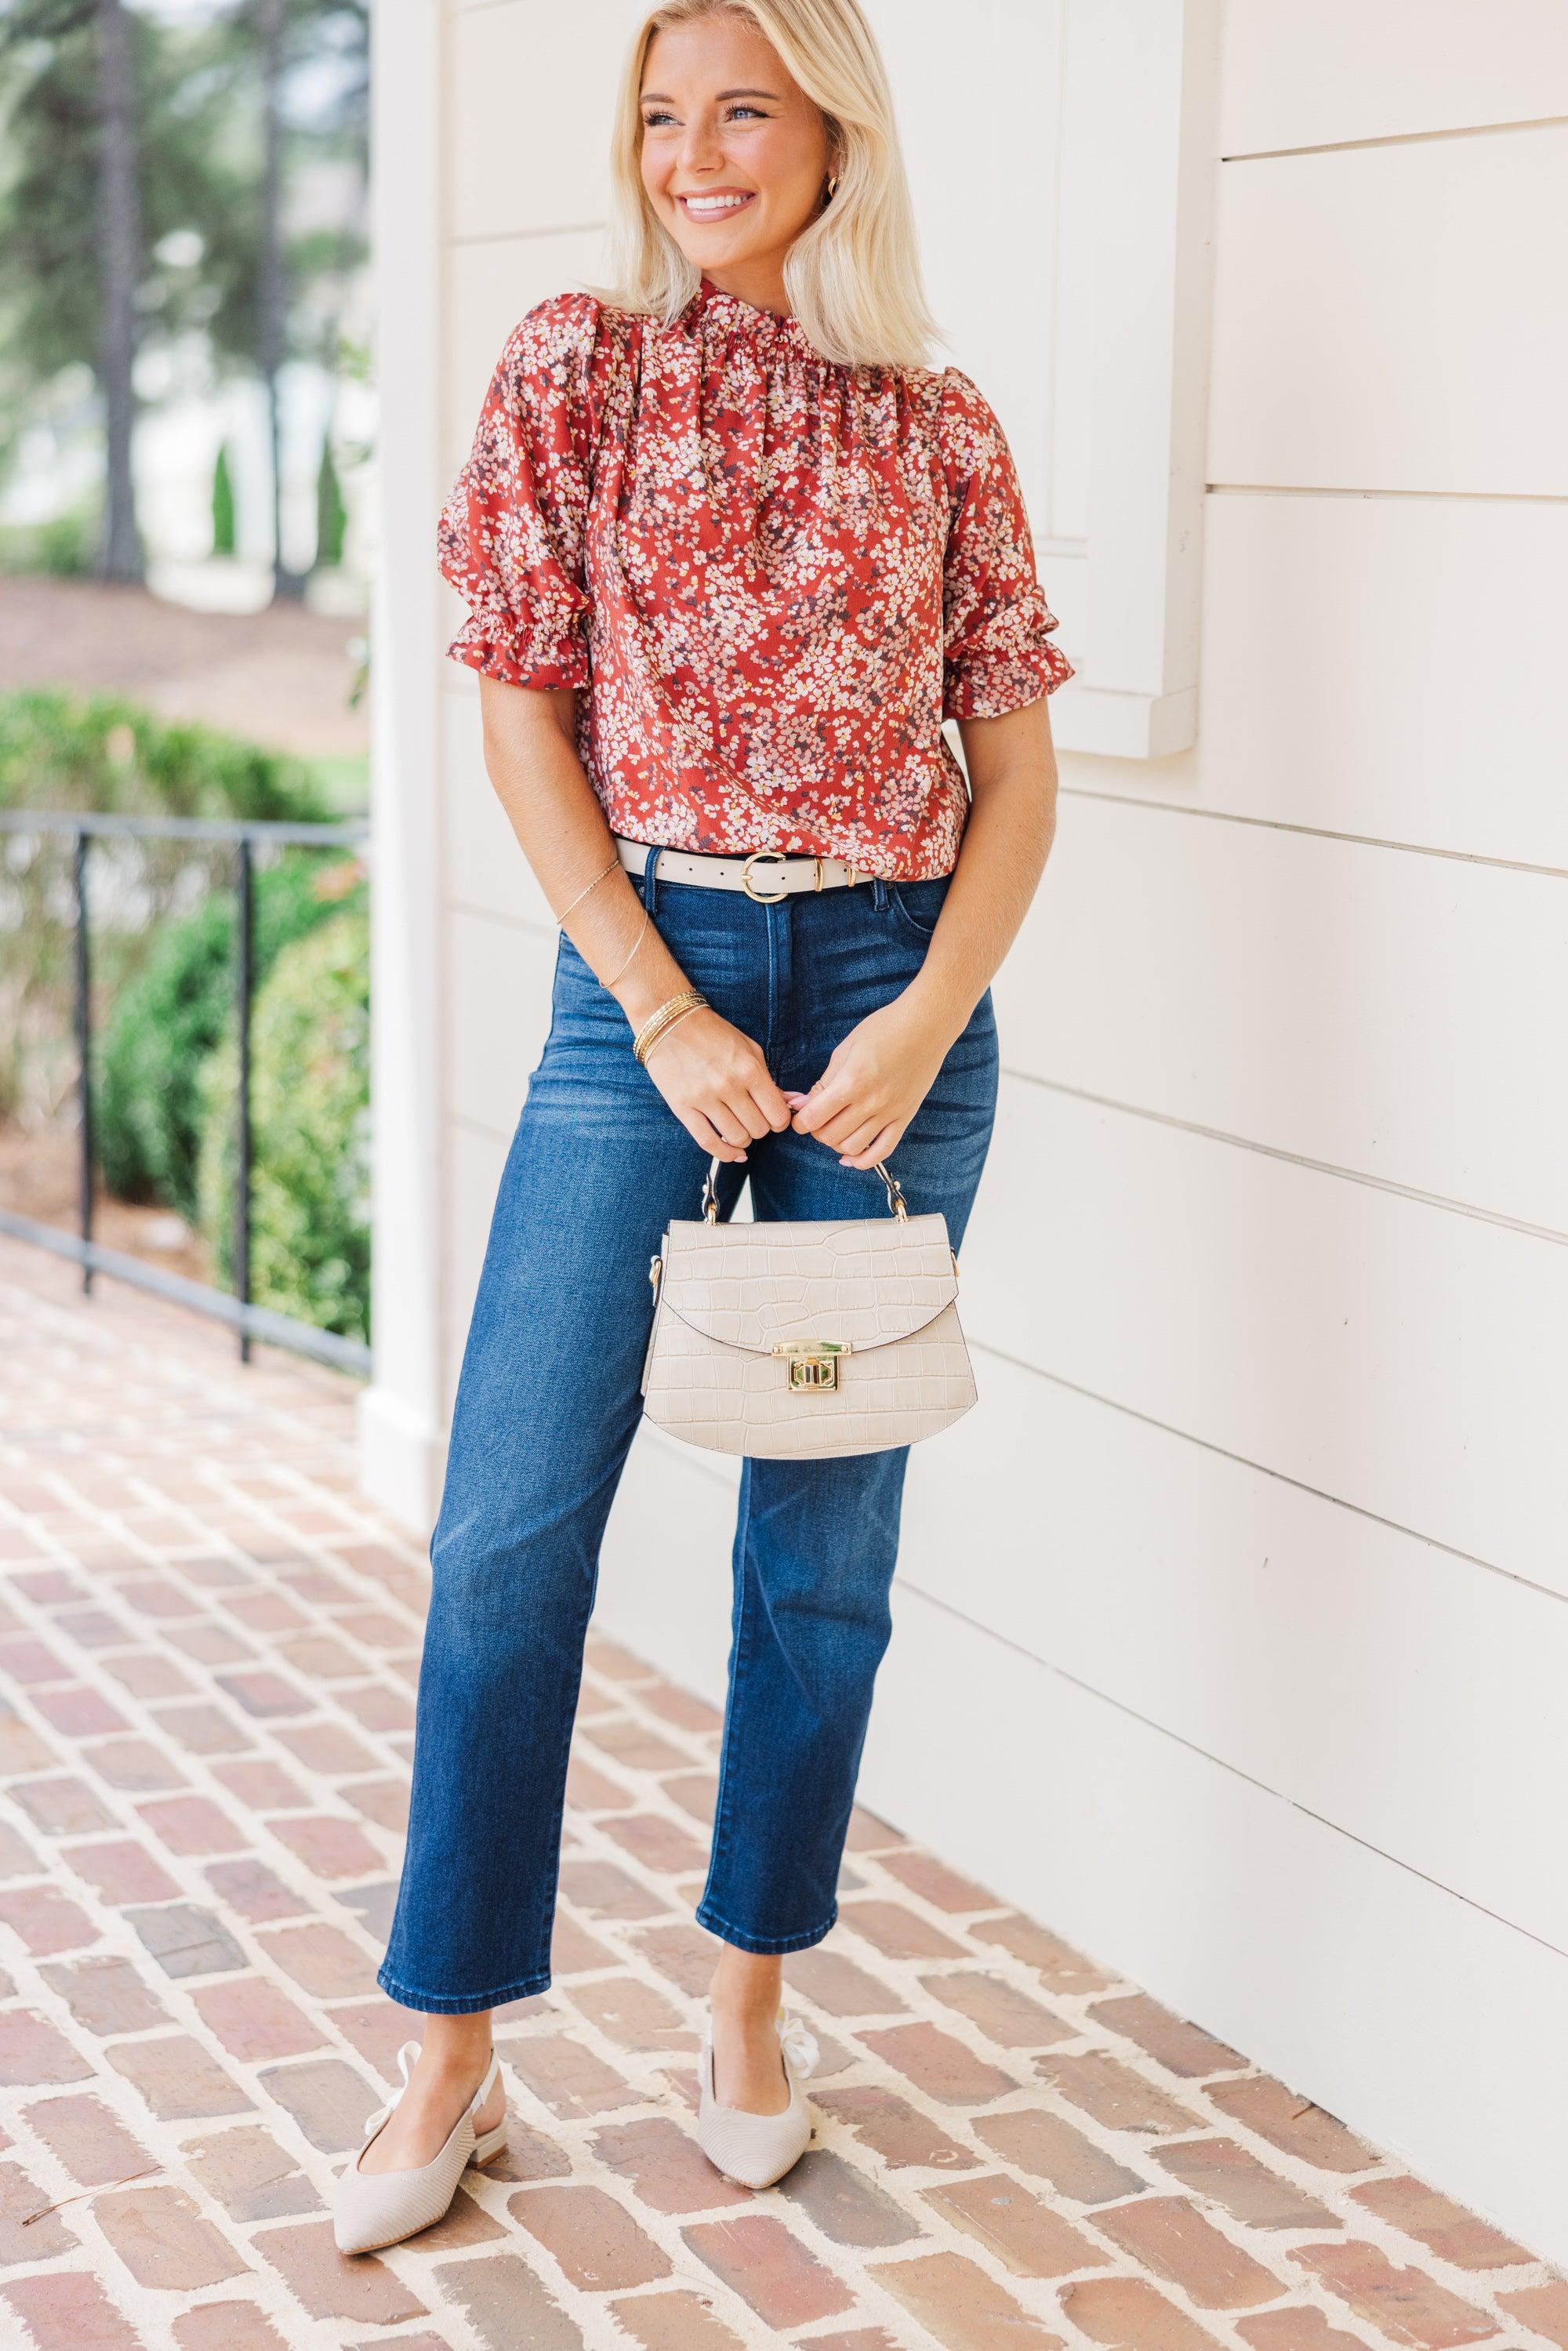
[1218,0,1568,153]
[963,1079,1566,1584]
[1208,128,1568,494]
[430,0,1568,2255]
[999,795,1568,1228]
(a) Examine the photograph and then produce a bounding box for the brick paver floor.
[0,1233,1563,2351]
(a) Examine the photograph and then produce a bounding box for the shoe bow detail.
[359,2038,420,2151]
[332,2038,504,2258]
[779,2012,819,2079]
[695,2007,818,2191]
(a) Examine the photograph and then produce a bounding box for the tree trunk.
[256,0,305,600]
[95,0,143,584]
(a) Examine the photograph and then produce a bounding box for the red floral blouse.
[438,276,1073,880]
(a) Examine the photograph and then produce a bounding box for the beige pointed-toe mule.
[696,2008,818,2191]
[333,2039,506,2255]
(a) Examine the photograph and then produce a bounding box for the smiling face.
[639,9,834,312]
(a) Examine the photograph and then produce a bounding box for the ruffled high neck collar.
[677,274,822,362]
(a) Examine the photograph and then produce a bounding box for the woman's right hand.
[642,1007,793,1161]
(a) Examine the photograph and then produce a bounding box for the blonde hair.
[586,0,942,370]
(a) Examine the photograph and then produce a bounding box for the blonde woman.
[335,0,1070,2252]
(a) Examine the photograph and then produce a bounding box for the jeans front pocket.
[888,876,950,941]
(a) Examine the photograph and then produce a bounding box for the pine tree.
[253,0,301,598]
[0,0,145,579]
[0,2,251,579]
[245,0,366,600]
[211,443,237,557]
[0,0,368,589]
[94,0,142,580]
[314,436,345,570]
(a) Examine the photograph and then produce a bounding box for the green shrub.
[96,855,359,1217]
[198,903,370,1343]
[0,687,336,1127]
[0,510,96,577]
[0,688,331,824]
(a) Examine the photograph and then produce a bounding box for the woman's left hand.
[785,992,959,1169]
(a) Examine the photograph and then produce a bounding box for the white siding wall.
[369,0,1568,2257]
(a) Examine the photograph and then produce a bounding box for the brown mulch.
[0,1120,214,1285]
[0,574,368,761]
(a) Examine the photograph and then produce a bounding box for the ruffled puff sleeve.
[938,367,1074,720]
[437,292,605,689]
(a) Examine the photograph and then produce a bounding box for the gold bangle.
[553,854,618,926]
[633,989,706,1063]
[604,908,650,989]
[637,1000,706,1066]
[633,988,707,1064]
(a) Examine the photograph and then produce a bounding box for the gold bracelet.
[553,854,618,926]
[633,989,706,1063]
[637,1000,706,1066]
[633,988,707,1065]
[604,908,650,989]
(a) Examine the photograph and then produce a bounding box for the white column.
[358,0,448,1529]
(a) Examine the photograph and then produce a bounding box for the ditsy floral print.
[438,275,1073,880]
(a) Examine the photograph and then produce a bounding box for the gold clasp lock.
[741,850,789,903]
[771,1339,851,1391]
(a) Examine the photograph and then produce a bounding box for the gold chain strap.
[552,854,618,926]
[604,907,651,989]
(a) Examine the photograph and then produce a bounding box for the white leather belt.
[612,834,869,903]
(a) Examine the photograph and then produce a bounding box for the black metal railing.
[0,807,372,1377]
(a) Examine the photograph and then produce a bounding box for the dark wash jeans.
[378,852,1000,2014]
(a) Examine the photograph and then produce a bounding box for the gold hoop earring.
[826,172,840,200]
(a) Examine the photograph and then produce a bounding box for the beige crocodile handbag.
[641,1156,976,1460]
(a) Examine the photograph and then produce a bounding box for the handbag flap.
[658,1211,958,1357]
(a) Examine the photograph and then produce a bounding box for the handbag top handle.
[698,1153,909,1226]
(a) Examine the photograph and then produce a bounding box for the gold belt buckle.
[772,1339,851,1391]
[741,850,789,903]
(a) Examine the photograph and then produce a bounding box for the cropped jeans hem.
[376,1965,552,2017]
[695,1899,838,1957]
